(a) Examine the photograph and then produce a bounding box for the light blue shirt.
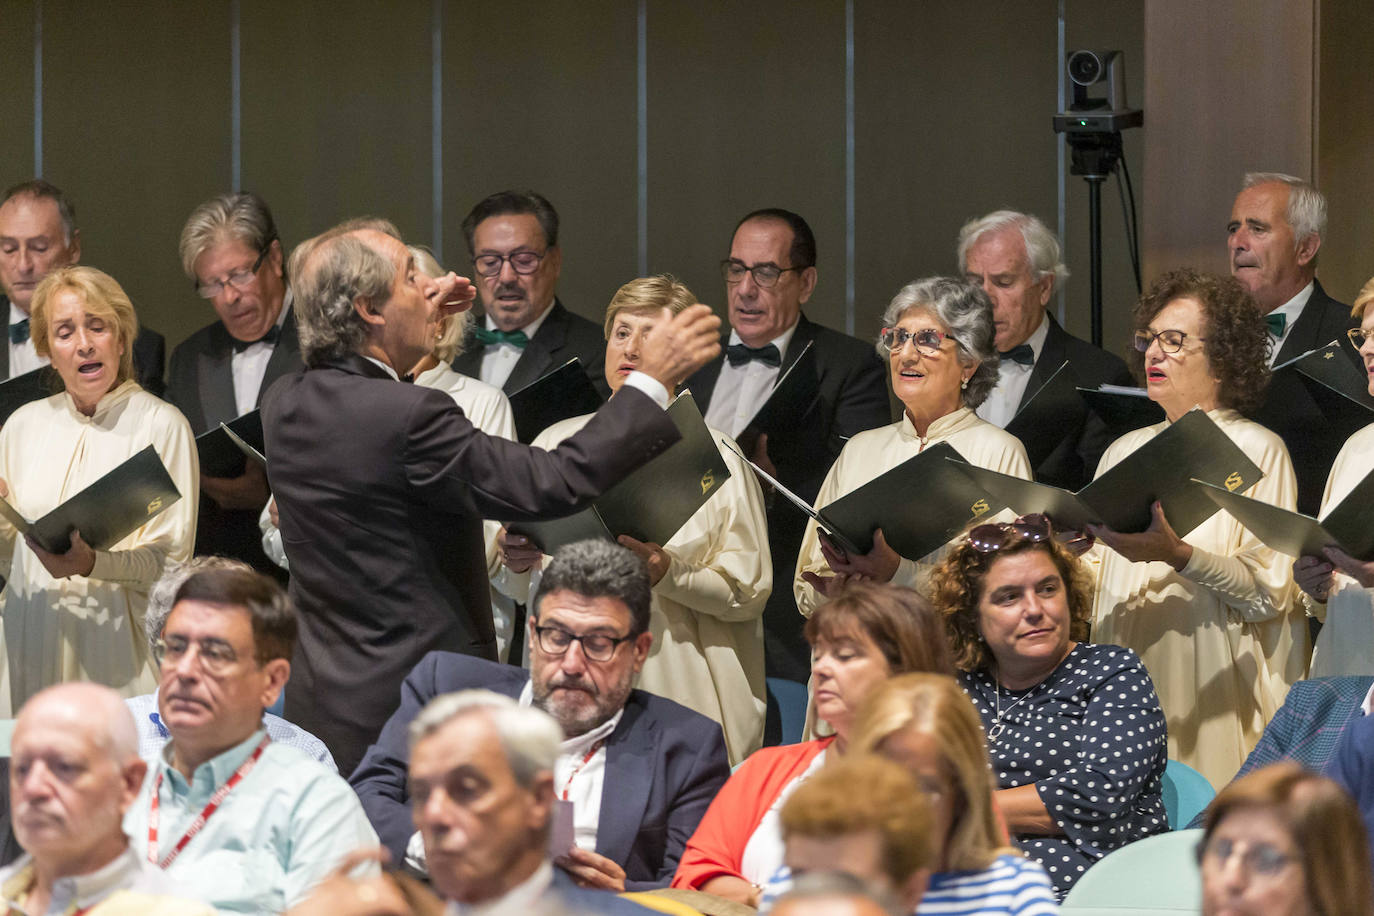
[125,691,337,772]
[125,729,379,914]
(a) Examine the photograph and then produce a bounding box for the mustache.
[15,803,65,828]
[545,673,598,696]
[492,282,527,298]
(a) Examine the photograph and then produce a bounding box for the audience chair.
[1162,759,1215,829]
[765,678,808,746]
[1060,828,1203,915]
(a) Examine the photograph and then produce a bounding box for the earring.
[960,377,969,390]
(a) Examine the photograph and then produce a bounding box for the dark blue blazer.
[349,653,731,892]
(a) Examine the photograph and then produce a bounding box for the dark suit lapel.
[197,325,238,430]
[595,699,654,867]
[780,314,818,374]
[257,307,304,405]
[685,341,726,408]
[1275,280,1344,364]
[0,296,10,379]
[1017,315,1068,412]
[502,300,566,394]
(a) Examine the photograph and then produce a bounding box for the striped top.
[918,853,1059,915]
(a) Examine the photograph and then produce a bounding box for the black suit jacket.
[685,313,892,681]
[452,298,611,400]
[0,293,165,395]
[165,308,303,576]
[350,653,730,891]
[262,355,679,773]
[1252,279,1360,516]
[1014,314,1134,490]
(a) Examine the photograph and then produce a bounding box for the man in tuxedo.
[450,190,608,400]
[1228,172,1359,515]
[959,210,1133,490]
[263,218,719,773]
[166,192,302,576]
[351,539,730,891]
[0,180,164,394]
[686,208,890,682]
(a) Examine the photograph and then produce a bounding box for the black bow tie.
[726,342,782,368]
[9,318,29,344]
[231,325,281,353]
[999,344,1034,366]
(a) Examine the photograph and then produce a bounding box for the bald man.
[0,683,211,915]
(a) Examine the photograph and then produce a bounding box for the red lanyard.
[147,734,271,869]
[560,739,604,801]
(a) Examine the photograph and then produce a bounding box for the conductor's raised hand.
[425,272,478,317]
[636,305,722,390]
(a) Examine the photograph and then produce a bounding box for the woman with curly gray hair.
[794,277,1031,616]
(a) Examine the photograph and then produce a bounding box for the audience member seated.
[770,871,904,916]
[352,539,730,891]
[762,754,935,913]
[0,266,197,714]
[1201,762,1373,916]
[1083,269,1302,788]
[1324,689,1374,881]
[1294,275,1374,677]
[929,516,1167,897]
[406,689,655,914]
[795,277,1030,613]
[1228,675,1374,786]
[0,683,213,915]
[125,556,335,768]
[851,673,1059,914]
[672,582,954,906]
[123,567,378,912]
[499,274,771,762]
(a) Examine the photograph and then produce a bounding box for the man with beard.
[351,539,730,891]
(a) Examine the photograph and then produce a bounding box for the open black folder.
[727,440,1000,559]
[735,341,819,453]
[1277,340,1374,443]
[0,444,181,553]
[1005,361,1080,469]
[1193,467,1374,562]
[506,392,731,555]
[195,410,265,478]
[508,358,605,444]
[947,409,1263,536]
[1077,384,1166,439]
[0,367,58,425]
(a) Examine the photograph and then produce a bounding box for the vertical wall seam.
[231,0,241,189]
[1055,0,1066,325]
[432,0,443,260]
[844,0,855,335]
[33,0,43,176]
[637,0,648,276]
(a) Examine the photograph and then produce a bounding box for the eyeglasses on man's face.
[532,624,633,662]
[153,635,244,675]
[473,250,547,278]
[195,245,270,299]
[720,259,803,289]
[880,326,948,355]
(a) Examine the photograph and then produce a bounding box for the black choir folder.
[194,410,265,478]
[0,444,181,553]
[1077,384,1166,439]
[0,367,58,425]
[508,358,604,444]
[1005,361,1079,469]
[1277,340,1374,442]
[1194,466,1374,562]
[506,392,730,554]
[948,409,1263,536]
[729,440,1000,560]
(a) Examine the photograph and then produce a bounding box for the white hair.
[408,689,563,788]
[957,210,1069,289]
[1242,172,1327,246]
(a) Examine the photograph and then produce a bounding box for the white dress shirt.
[230,297,291,415]
[444,861,554,916]
[478,302,555,390]
[703,322,799,438]
[976,314,1049,428]
[8,303,45,378]
[1266,281,1315,367]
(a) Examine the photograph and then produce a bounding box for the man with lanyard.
[124,567,377,913]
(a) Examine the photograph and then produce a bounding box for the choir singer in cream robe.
[1085,269,1302,788]
[794,277,1031,616]
[1295,276,1374,677]
[497,275,770,763]
[0,267,197,713]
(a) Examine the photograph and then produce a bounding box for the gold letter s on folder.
[700,472,714,495]
[1224,472,1244,492]
[146,498,163,514]
[971,498,990,516]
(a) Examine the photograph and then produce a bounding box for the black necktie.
[9,318,29,345]
[726,342,781,368]
[231,324,281,353]
[999,344,1034,366]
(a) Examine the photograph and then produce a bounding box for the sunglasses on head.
[966,513,1053,553]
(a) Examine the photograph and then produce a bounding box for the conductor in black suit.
[0,180,164,394]
[1228,171,1359,516]
[262,217,721,773]
[166,192,302,577]
[685,209,890,682]
[450,190,609,400]
[959,210,1133,490]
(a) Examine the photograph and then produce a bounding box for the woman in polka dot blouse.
[929,515,1168,898]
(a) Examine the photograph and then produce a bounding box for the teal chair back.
[765,678,808,746]
[1061,828,1204,915]
[1163,759,1216,829]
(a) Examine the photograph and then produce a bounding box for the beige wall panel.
[647,0,846,332]
[442,0,638,321]
[1142,0,1313,292]
[42,1,231,350]
[0,1,35,188]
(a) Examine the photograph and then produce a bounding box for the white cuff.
[623,371,670,408]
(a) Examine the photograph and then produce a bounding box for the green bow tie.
[473,327,529,349]
[1265,313,1287,337]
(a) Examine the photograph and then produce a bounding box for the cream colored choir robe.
[1306,423,1374,678]
[507,414,771,763]
[0,382,198,713]
[794,407,1032,618]
[1088,409,1304,788]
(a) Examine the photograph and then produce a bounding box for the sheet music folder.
[508,358,605,444]
[1077,384,1166,439]
[1277,340,1374,442]
[506,392,731,555]
[1005,361,1079,468]
[195,410,264,478]
[726,440,1001,560]
[0,444,182,553]
[0,367,57,425]
[1194,466,1374,562]
[948,409,1263,536]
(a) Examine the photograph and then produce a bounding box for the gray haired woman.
[794,277,1032,615]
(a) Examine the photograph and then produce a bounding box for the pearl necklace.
[988,676,1038,740]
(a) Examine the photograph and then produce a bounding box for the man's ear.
[528,771,556,832]
[67,229,82,266]
[354,296,386,327]
[1295,232,1321,268]
[797,266,818,305]
[631,630,653,674]
[260,658,291,711]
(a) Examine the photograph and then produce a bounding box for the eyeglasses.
[880,326,948,355]
[473,250,547,278]
[721,259,804,289]
[967,513,1053,553]
[195,245,271,299]
[1133,328,1205,354]
[153,635,243,674]
[1199,836,1295,877]
[1347,327,1374,348]
[533,625,633,662]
